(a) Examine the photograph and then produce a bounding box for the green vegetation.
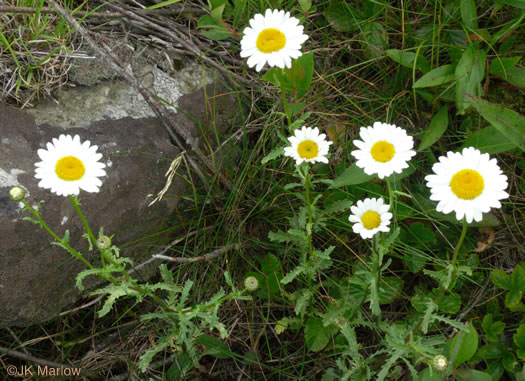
[2,0,524,380]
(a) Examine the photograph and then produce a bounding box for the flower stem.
[451,218,468,269]
[279,69,292,126]
[386,177,394,210]
[69,195,97,246]
[22,200,95,270]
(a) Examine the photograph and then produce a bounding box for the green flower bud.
[432,355,448,371]
[8,186,26,202]
[96,235,112,250]
[244,276,259,291]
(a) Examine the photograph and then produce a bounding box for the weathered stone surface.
[0,75,238,327]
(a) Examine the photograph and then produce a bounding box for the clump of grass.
[0,0,84,106]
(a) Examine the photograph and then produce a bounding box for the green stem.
[22,200,95,270]
[303,165,315,289]
[68,195,106,267]
[69,195,97,245]
[279,69,291,126]
[451,218,468,269]
[386,177,394,210]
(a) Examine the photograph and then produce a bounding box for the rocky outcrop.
[0,71,238,327]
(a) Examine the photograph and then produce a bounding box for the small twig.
[5,328,30,356]
[0,5,205,17]
[151,243,240,263]
[0,345,81,373]
[58,294,105,317]
[105,2,259,90]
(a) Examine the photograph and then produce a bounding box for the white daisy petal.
[348,198,392,240]
[34,134,107,197]
[283,126,332,165]
[240,9,308,72]
[425,147,508,224]
[351,122,416,179]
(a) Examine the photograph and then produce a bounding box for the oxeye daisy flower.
[284,126,332,165]
[240,9,308,72]
[35,134,106,196]
[349,198,392,239]
[425,147,508,223]
[351,122,416,179]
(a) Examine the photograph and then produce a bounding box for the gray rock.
[0,74,238,327]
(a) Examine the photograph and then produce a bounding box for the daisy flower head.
[35,134,106,196]
[349,198,392,239]
[240,9,308,72]
[425,147,508,223]
[284,126,332,165]
[351,122,416,179]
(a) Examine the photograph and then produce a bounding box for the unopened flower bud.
[432,355,448,371]
[96,235,112,250]
[244,276,259,291]
[8,186,26,202]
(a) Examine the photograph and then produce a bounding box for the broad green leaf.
[196,335,234,359]
[450,322,479,366]
[299,0,312,12]
[261,254,283,295]
[167,354,192,379]
[413,64,456,88]
[262,147,284,164]
[331,163,376,188]
[489,56,521,77]
[461,126,517,154]
[324,2,362,32]
[466,96,525,151]
[511,263,525,291]
[514,324,525,360]
[305,317,331,352]
[419,105,449,150]
[418,368,444,381]
[437,293,461,314]
[386,49,430,73]
[361,22,388,60]
[456,369,492,381]
[505,289,522,307]
[476,343,507,359]
[481,314,505,343]
[456,46,486,114]
[378,277,404,304]
[210,2,226,23]
[284,52,314,99]
[460,0,478,30]
[490,269,512,290]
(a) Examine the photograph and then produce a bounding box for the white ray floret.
[351,122,416,179]
[284,126,332,165]
[425,147,508,223]
[35,134,106,196]
[240,9,309,72]
[349,198,392,239]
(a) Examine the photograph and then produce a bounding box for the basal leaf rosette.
[240,9,308,72]
[35,134,106,196]
[284,126,332,165]
[425,147,508,223]
[351,122,416,179]
[349,198,392,239]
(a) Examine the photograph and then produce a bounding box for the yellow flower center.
[361,210,381,230]
[297,140,319,159]
[55,156,85,181]
[450,169,484,200]
[370,141,396,163]
[256,28,286,53]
